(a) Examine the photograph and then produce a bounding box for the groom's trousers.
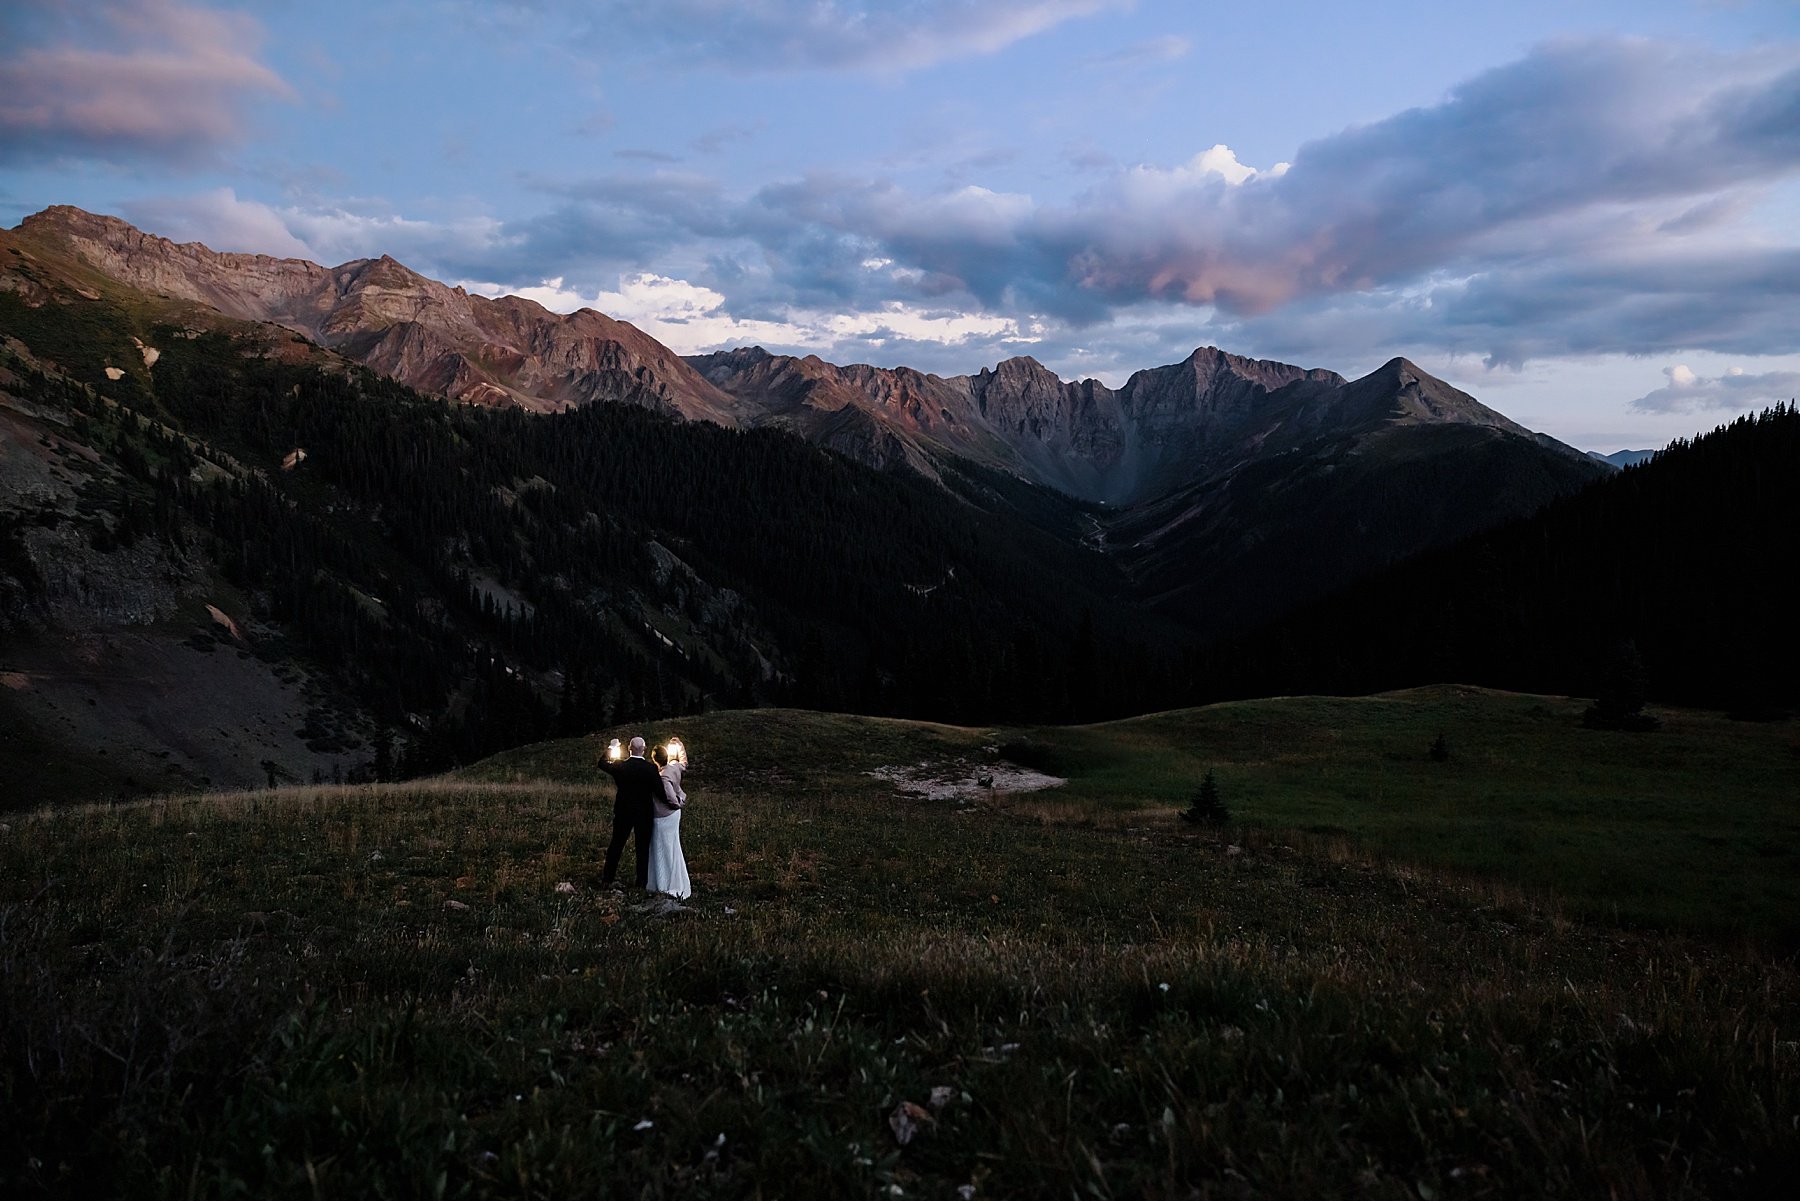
[602,808,653,887]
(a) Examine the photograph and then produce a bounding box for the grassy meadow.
[2,688,1796,1197]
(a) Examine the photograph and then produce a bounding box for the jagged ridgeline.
[0,289,1178,775]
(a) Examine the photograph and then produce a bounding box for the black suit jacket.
[598,755,662,821]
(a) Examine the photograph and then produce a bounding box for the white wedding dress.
[648,761,692,899]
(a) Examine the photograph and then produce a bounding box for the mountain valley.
[7,207,1779,801]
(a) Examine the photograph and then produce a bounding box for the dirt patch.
[1,620,371,805]
[867,760,1066,801]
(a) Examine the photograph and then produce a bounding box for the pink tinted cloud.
[1629,365,1800,413]
[0,0,293,164]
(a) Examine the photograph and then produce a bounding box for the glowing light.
[666,737,687,766]
[606,738,623,762]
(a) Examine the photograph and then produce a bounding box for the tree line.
[1187,404,1799,714]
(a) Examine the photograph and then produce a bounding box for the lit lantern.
[666,737,687,766]
[606,738,623,762]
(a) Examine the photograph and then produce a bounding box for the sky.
[3,1,1799,453]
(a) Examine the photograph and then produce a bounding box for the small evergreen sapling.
[1182,770,1230,825]
[1583,639,1662,731]
[1429,732,1450,762]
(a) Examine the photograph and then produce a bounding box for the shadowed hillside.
[1190,405,1800,709]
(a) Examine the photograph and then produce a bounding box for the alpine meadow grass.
[3,691,1796,1197]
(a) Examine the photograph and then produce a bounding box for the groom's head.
[629,736,646,757]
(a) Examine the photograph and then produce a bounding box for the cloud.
[124,188,315,258]
[542,0,1127,74]
[715,37,1800,359]
[1081,33,1191,70]
[572,110,616,138]
[1629,364,1800,412]
[115,35,1800,384]
[615,148,684,164]
[398,39,1800,376]
[0,0,293,166]
[1202,238,1800,373]
[458,269,1033,361]
[281,207,511,275]
[691,121,765,156]
[120,187,513,275]
[1013,39,1800,317]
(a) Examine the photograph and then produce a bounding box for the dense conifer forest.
[1189,404,1800,714]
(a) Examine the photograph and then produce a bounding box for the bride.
[647,743,691,899]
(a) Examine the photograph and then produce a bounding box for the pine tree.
[1182,770,1230,825]
[1584,639,1662,731]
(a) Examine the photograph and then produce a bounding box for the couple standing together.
[596,736,691,899]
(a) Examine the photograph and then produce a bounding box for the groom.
[597,735,660,890]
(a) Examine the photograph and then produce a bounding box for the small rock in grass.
[889,1100,933,1145]
[443,899,470,912]
[555,881,576,894]
[928,1085,956,1110]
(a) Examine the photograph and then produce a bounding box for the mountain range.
[10,206,1597,508]
[3,207,1623,797]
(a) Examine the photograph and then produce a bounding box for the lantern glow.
[666,737,687,766]
[606,738,623,762]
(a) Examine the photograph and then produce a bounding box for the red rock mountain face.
[8,207,1591,508]
[11,207,740,424]
[689,345,1352,503]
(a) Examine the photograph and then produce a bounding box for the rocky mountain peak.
[1345,356,1519,431]
[989,354,1052,376]
[1369,356,1427,389]
[9,206,739,424]
[21,205,136,239]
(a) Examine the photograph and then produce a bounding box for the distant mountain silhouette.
[1589,448,1658,469]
